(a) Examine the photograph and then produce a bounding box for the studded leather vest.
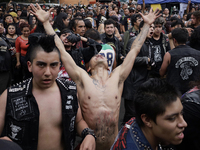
[1,78,78,150]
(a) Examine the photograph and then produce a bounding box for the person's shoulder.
[182,86,200,104]
[8,78,32,94]
[56,78,76,91]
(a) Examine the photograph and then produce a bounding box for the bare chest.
[33,92,62,127]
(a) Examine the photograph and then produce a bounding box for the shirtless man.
[0,34,95,150]
[30,4,161,150]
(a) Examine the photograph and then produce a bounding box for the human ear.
[27,61,32,73]
[141,114,152,128]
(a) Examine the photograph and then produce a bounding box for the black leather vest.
[167,45,200,94]
[1,78,78,150]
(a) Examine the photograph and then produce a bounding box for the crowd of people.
[0,0,200,150]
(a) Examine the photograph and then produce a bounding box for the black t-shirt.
[149,35,165,77]
[122,16,131,31]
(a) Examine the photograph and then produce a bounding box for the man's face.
[28,49,60,89]
[164,8,169,15]
[89,54,108,70]
[17,10,22,17]
[104,24,115,36]
[80,8,85,13]
[19,19,27,26]
[191,14,196,25]
[5,16,13,24]
[154,24,162,36]
[124,9,129,16]
[53,9,57,16]
[134,17,142,27]
[74,20,85,36]
[151,98,187,145]
[0,23,4,34]
[136,5,141,11]
[60,8,64,12]
[60,32,73,48]
[147,24,154,38]
[100,8,105,16]
[183,14,187,20]
[123,4,128,10]
[68,8,72,15]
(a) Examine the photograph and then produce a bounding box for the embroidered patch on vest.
[68,85,76,90]
[11,96,32,119]
[175,57,198,80]
[69,116,75,132]
[8,122,22,141]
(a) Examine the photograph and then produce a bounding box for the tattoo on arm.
[130,24,149,51]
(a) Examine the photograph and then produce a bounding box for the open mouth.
[149,32,153,36]
[43,79,51,84]
[177,131,184,140]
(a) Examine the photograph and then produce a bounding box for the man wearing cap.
[17,8,22,17]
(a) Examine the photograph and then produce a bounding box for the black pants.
[122,99,136,125]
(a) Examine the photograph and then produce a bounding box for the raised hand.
[139,8,161,25]
[30,3,53,24]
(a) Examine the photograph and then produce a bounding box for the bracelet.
[81,128,97,141]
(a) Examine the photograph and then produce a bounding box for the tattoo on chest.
[93,79,106,92]
[95,113,116,140]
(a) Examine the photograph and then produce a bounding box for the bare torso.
[77,70,123,150]
[33,84,64,150]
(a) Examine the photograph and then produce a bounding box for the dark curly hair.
[19,22,30,31]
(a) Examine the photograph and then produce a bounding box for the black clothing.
[176,87,200,150]
[0,36,11,94]
[167,45,200,94]
[123,27,139,55]
[0,36,11,72]
[121,16,131,31]
[1,78,78,150]
[101,33,123,65]
[123,37,150,101]
[149,33,170,77]
[69,39,102,70]
[0,139,23,150]
[122,38,150,124]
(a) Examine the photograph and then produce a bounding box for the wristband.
[81,128,97,141]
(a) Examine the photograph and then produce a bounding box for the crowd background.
[1,0,200,149]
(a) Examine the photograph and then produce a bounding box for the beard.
[106,33,114,38]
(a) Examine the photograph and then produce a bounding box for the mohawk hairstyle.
[26,33,60,62]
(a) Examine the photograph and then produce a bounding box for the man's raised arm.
[30,4,83,83]
[118,8,161,81]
